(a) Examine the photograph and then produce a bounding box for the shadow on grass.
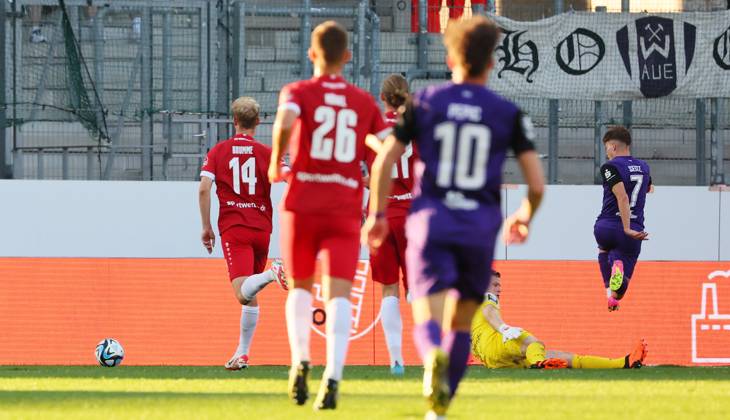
[0,390,277,404]
[0,390,428,418]
[0,365,728,381]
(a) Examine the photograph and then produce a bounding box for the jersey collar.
[385,110,398,123]
[234,133,255,142]
[315,74,346,83]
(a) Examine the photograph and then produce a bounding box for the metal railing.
[4,0,213,181]
[2,0,729,185]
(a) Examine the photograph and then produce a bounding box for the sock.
[323,297,352,381]
[573,355,626,369]
[442,331,471,398]
[240,270,275,301]
[285,288,312,365]
[235,305,259,356]
[525,342,547,365]
[380,296,404,367]
[413,320,442,361]
[598,253,611,289]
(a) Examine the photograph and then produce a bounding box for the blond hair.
[381,74,409,109]
[231,97,260,129]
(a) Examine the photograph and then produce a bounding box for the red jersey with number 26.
[200,133,273,235]
[365,111,418,218]
[279,75,391,218]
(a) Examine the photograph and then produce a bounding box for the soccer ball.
[95,338,124,367]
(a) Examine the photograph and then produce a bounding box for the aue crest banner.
[489,11,730,100]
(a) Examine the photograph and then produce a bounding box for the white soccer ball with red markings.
[95,338,124,367]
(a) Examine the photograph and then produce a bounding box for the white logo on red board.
[311,260,381,341]
[691,270,730,364]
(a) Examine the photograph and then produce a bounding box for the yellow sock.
[573,355,625,369]
[525,342,546,365]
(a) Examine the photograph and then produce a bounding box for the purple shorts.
[406,215,497,303]
[594,222,642,281]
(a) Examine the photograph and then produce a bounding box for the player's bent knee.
[382,283,400,298]
[231,277,250,305]
[324,277,352,300]
[289,277,314,291]
[521,337,540,351]
[451,312,478,331]
[234,291,250,306]
[450,299,482,330]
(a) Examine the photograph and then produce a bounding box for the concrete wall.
[503,185,723,261]
[721,190,730,260]
[0,180,726,261]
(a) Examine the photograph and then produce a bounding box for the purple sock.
[442,331,471,398]
[412,320,442,361]
[598,252,611,289]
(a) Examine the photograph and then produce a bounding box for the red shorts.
[280,210,360,281]
[220,226,271,281]
[370,215,408,290]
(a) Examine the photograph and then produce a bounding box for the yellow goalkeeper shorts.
[473,330,535,369]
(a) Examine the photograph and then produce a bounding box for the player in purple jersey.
[594,126,651,312]
[363,16,545,420]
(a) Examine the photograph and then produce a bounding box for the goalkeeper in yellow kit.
[471,271,647,369]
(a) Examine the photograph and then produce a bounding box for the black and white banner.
[489,11,730,99]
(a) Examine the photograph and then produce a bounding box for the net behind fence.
[8,0,210,180]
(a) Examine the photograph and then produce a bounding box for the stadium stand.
[2,0,728,183]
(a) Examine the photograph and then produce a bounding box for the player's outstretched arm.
[504,150,545,245]
[611,183,648,241]
[268,108,297,183]
[198,177,215,254]
[362,135,405,248]
[483,304,522,343]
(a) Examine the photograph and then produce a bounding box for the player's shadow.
[0,365,431,381]
[0,365,292,380]
[0,390,274,401]
[0,365,406,380]
[465,365,730,381]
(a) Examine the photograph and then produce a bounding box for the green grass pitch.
[1,366,729,419]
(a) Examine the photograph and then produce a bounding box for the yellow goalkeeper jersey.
[471,293,535,368]
[471,293,501,352]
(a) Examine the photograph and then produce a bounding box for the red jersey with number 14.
[365,111,418,218]
[279,75,391,218]
[200,133,273,235]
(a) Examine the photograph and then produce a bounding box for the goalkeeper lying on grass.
[471,271,647,369]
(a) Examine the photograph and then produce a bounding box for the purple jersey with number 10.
[394,83,535,243]
[393,82,535,301]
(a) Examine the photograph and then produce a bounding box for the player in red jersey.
[363,74,416,376]
[199,97,288,370]
[268,21,391,410]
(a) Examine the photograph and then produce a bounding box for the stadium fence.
[1,0,728,184]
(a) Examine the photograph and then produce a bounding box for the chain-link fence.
[4,0,213,180]
[234,0,381,145]
[2,0,729,184]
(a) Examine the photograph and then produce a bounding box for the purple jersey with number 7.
[392,82,535,301]
[596,156,652,231]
